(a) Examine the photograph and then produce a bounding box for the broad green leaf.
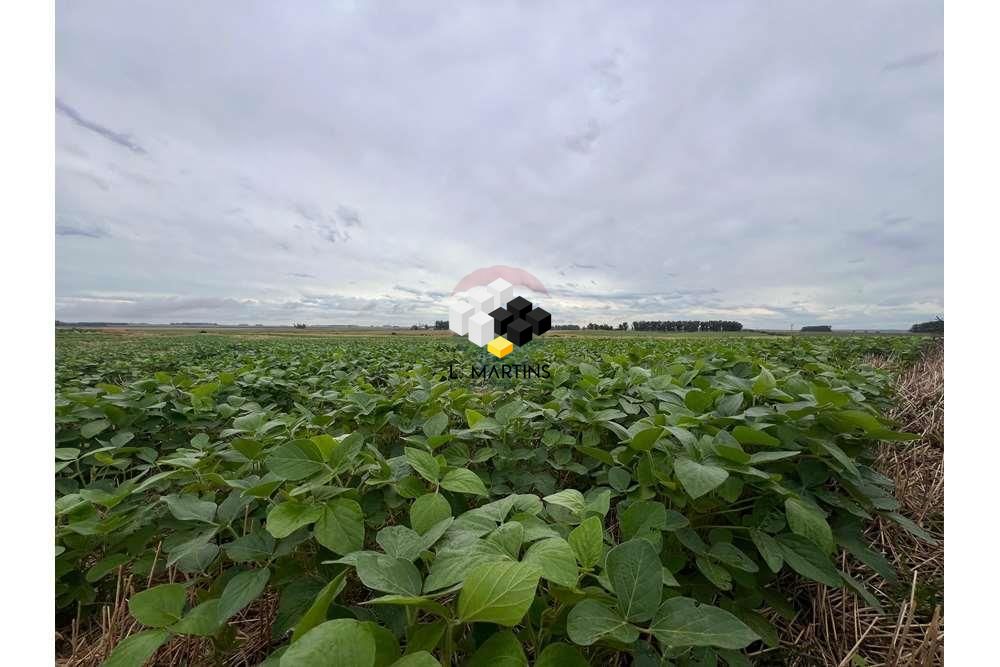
[620,500,668,541]
[732,426,781,447]
[696,556,732,590]
[81,419,111,439]
[605,538,662,622]
[750,530,783,573]
[650,597,759,649]
[86,553,130,582]
[543,489,585,515]
[362,620,399,667]
[410,493,451,534]
[630,427,664,451]
[466,630,527,667]
[777,534,842,587]
[101,629,170,667]
[440,468,488,496]
[457,561,541,626]
[267,500,323,539]
[224,530,275,563]
[566,599,639,646]
[674,458,729,500]
[314,499,365,555]
[292,571,348,642]
[405,447,440,484]
[522,537,578,588]
[280,619,376,667]
[568,516,604,569]
[356,554,423,597]
[708,542,759,573]
[392,651,441,667]
[377,526,427,561]
[265,440,325,481]
[171,599,222,636]
[218,568,270,623]
[128,583,186,627]
[535,643,589,667]
[422,412,448,437]
[162,494,217,524]
[785,498,834,554]
[752,367,776,395]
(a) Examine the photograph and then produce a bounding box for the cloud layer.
[56,1,942,328]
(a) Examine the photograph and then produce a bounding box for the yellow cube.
[487,336,513,359]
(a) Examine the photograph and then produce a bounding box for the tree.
[910,317,943,333]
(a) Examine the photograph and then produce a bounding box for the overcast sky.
[55,1,942,328]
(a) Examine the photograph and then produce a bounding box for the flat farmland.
[54,330,941,666]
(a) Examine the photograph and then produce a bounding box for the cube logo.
[449,273,551,359]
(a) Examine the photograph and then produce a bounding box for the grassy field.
[54,330,942,666]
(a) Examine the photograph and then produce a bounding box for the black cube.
[506,318,533,346]
[525,307,551,335]
[489,307,515,335]
[506,296,533,319]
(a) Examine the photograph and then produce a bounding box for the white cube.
[466,286,495,313]
[449,300,475,335]
[487,277,513,310]
[468,311,494,346]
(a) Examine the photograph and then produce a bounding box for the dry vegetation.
[773,341,943,666]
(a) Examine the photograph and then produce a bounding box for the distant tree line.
[800,325,831,332]
[434,320,449,330]
[552,324,581,330]
[910,317,943,333]
[631,320,743,332]
[293,323,307,329]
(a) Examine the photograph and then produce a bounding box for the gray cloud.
[565,120,601,154]
[55,99,146,154]
[883,50,942,72]
[55,1,942,329]
[56,219,110,239]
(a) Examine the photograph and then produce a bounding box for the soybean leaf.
[314,499,364,555]
[650,597,759,649]
[356,554,423,597]
[777,534,842,587]
[750,530,784,573]
[291,571,349,642]
[267,500,322,539]
[129,583,187,628]
[785,497,834,554]
[566,599,639,646]
[568,516,604,569]
[410,494,451,534]
[171,599,222,636]
[405,447,440,484]
[522,537,578,588]
[280,619,375,667]
[218,568,271,623]
[605,538,662,622]
[674,458,729,500]
[101,629,170,667]
[457,561,541,626]
[440,468,488,496]
[543,489,585,515]
[535,643,589,667]
[466,630,526,667]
